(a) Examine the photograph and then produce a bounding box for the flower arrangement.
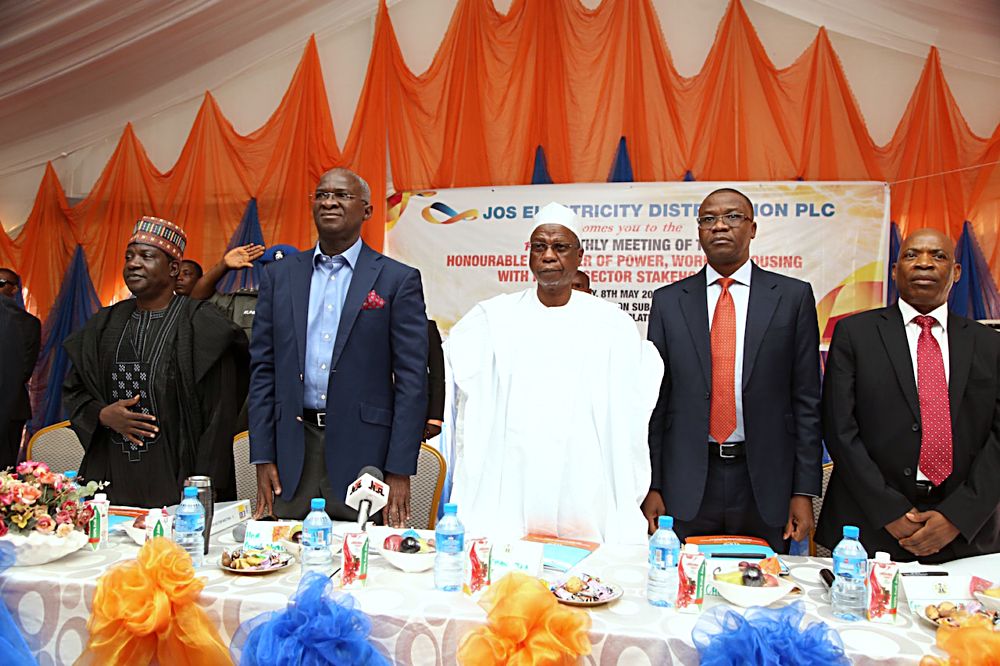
[0,461,101,538]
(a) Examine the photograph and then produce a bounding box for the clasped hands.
[885,509,959,557]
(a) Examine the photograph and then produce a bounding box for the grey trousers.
[272,422,357,521]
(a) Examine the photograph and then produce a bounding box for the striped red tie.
[915,315,953,486]
[709,278,737,443]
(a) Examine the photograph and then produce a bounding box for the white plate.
[221,550,294,575]
[368,526,436,573]
[712,571,797,608]
[551,575,623,606]
[975,590,1000,613]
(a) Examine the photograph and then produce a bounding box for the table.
[1,525,988,665]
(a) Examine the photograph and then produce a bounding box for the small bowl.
[369,526,436,573]
[975,590,1000,613]
[713,570,796,608]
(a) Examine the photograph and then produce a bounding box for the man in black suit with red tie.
[817,229,1000,562]
[643,188,823,552]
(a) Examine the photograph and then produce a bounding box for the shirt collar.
[705,259,753,287]
[313,237,363,269]
[898,299,949,332]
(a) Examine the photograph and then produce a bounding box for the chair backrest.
[25,421,83,475]
[810,462,835,557]
[405,443,446,530]
[232,431,256,513]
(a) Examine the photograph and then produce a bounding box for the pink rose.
[76,505,95,528]
[32,462,50,475]
[60,500,79,515]
[55,510,72,525]
[15,484,41,505]
[0,516,7,537]
[15,461,37,476]
[34,514,55,534]
[56,522,74,538]
[35,470,57,486]
[0,491,12,506]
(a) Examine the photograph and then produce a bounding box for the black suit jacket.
[426,319,445,422]
[816,305,1000,562]
[647,264,823,527]
[0,300,25,432]
[0,297,39,422]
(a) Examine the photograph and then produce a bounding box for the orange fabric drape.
[4,0,999,319]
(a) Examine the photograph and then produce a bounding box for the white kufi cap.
[530,202,582,242]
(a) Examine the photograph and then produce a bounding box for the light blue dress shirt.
[304,238,362,410]
[705,259,752,443]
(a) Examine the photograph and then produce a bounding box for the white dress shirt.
[897,299,950,482]
[705,260,752,443]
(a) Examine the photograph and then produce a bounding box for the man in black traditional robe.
[63,217,249,507]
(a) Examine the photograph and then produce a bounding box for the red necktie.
[915,315,953,486]
[710,277,737,443]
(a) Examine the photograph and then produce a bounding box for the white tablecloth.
[2,524,993,665]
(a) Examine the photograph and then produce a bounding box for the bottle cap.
[443,503,457,515]
[658,515,674,530]
[64,470,78,480]
[183,486,198,498]
[843,525,860,539]
[683,543,699,554]
[874,551,891,563]
[310,498,326,511]
[93,493,107,503]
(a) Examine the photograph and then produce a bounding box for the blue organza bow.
[231,572,389,666]
[693,601,850,666]
[0,543,37,665]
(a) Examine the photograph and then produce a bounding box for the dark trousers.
[669,449,788,553]
[2,421,24,471]
[273,422,370,522]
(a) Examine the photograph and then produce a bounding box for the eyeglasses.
[0,278,16,288]
[529,241,579,255]
[696,212,750,229]
[310,190,365,203]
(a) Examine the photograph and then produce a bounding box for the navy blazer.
[646,264,823,527]
[248,243,429,499]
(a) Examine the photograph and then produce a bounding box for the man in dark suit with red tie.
[817,229,1000,562]
[643,188,822,552]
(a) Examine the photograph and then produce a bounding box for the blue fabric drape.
[28,246,101,434]
[608,137,634,182]
[886,222,901,305]
[949,220,1000,320]
[217,198,266,294]
[530,146,553,185]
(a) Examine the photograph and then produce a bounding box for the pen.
[900,571,949,577]
[710,552,773,559]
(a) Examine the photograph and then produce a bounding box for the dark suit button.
[299,373,304,382]
[903,468,912,476]
[911,423,919,432]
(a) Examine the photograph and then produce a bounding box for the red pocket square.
[361,290,386,310]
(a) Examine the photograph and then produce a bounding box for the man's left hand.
[899,510,960,557]
[384,473,411,528]
[783,495,814,542]
[224,244,265,269]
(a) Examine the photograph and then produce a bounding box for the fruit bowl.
[712,568,797,608]
[369,526,436,573]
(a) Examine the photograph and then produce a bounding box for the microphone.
[345,466,388,528]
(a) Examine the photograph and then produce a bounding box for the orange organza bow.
[75,537,232,666]
[920,625,1000,666]
[457,572,592,666]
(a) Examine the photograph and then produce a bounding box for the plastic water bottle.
[434,503,464,591]
[647,515,681,607]
[63,470,78,491]
[831,525,868,621]
[174,486,205,567]
[302,498,333,573]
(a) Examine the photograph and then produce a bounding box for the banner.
[385,182,890,345]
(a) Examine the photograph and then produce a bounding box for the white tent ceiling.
[1,0,998,231]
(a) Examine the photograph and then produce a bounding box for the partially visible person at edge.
[62,217,249,507]
[248,168,428,527]
[0,268,40,468]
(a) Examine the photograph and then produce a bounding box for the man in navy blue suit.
[248,167,428,527]
[643,188,822,552]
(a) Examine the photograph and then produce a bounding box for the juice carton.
[463,538,492,596]
[87,493,109,550]
[340,532,369,589]
[677,544,706,613]
[144,508,172,542]
[867,551,898,623]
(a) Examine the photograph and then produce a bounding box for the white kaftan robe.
[445,288,663,545]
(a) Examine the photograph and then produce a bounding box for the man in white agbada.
[445,202,664,545]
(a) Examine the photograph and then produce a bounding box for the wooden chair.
[405,443,447,530]
[810,462,835,557]
[25,421,83,474]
